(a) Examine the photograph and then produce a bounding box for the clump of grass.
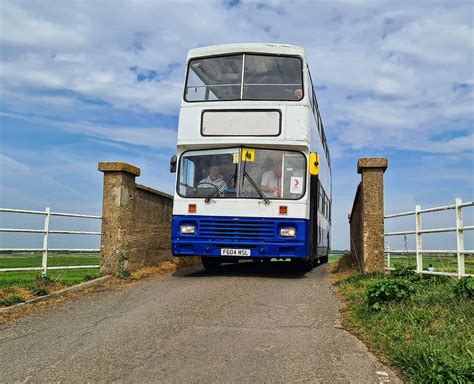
[34,274,54,287]
[336,269,474,383]
[30,287,49,297]
[454,276,474,299]
[367,278,416,310]
[332,251,362,274]
[0,295,25,307]
[83,274,96,282]
[117,254,131,279]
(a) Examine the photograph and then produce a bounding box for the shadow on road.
[174,260,327,279]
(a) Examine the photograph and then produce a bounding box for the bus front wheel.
[201,256,222,270]
[292,258,315,272]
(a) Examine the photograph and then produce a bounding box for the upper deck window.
[185,54,303,102]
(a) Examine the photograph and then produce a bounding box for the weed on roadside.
[367,278,415,310]
[335,270,474,383]
[453,277,474,299]
[0,295,25,307]
[34,274,54,287]
[117,254,131,279]
[83,274,96,282]
[29,287,49,297]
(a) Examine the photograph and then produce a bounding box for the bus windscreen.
[177,147,306,200]
[185,54,303,102]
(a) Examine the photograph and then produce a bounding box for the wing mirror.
[170,155,177,173]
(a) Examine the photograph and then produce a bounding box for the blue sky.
[0,0,473,250]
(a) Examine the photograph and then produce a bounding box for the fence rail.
[384,198,473,278]
[0,207,101,274]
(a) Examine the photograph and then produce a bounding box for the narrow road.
[1,263,400,383]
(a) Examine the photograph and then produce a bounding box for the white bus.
[170,43,331,271]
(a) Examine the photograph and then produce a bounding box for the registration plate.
[221,248,251,257]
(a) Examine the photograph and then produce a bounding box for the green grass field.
[0,253,100,291]
[386,254,474,274]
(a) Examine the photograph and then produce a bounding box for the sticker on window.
[290,177,303,194]
[242,148,255,162]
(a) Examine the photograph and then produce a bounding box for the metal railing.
[384,198,473,278]
[0,207,101,274]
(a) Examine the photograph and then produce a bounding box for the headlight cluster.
[180,224,196,234]
[280,226,296,237]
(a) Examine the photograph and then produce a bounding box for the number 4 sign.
[290,177,303,194]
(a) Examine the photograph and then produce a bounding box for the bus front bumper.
[172,215,309,259]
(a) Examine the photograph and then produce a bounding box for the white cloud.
[0,0,473,250]
[0,112,177,149]
[1,1,472,154]
[0,153,31,175]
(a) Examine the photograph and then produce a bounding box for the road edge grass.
[330,257,474,383]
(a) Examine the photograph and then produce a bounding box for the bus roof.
[187,43,306,60]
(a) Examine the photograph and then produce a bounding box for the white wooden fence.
[0,207,101,274]
[384,198,473,278]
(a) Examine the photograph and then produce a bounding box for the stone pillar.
[98,162,140,275]
[358,158,388,272]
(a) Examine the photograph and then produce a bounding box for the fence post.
[455,197,465,278]
[415,204,422,273]
[385,241,391,269]
[42,207,51,275]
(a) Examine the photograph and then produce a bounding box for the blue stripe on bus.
[172,215,309,258]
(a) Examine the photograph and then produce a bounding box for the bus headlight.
[280,226,296,237]
[180,224,196,234]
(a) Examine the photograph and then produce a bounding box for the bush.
[83,274,96,282]
[0,295,25,307]
[454,277,474,299]
[367,278,415,310]
[390,264,416,278]
[332,251,362,273]
[34,274,54,287]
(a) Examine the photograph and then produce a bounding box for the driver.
[198,165,227,193]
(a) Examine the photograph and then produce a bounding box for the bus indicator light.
[279,205,288,215]
[188,204,197,213]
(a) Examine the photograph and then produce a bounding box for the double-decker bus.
[170,43,331,271]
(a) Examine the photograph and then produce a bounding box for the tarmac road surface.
[1,262,401,383]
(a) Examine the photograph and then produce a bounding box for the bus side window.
[180,158,196,195]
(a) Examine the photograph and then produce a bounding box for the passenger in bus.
[260,160,282,198]
[198,165,227,193]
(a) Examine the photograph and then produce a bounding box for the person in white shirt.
[261,161,282,198]
[198,165,227,193]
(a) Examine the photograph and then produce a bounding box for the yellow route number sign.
[242,148,255,162]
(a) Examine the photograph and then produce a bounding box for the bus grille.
[199,219,275,240]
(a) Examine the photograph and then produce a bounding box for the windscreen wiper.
[204,167,238,203]
[243,170,270,204]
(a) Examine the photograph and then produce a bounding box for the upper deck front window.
[185,54,303,102]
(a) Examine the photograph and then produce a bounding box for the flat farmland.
[0,253,100,291]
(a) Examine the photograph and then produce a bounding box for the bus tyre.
[319,255,328,264]
[293,258,314,272]
[201,256,222,270]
